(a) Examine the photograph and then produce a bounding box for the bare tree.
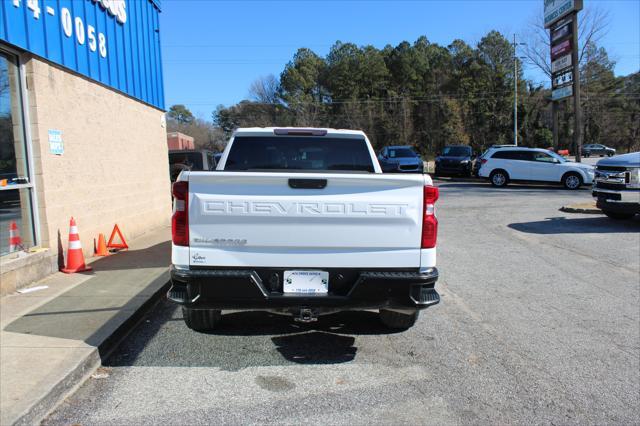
[248,74,281,104]
[523,5,610,77]
[167,117,227,151]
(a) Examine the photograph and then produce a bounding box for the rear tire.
[182,307,221,331]
[379,309,419,330]
[562,172,582,190]
[603,210,635,220]
[489,170,509,187]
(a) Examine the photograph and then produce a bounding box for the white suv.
[478,147,595,190]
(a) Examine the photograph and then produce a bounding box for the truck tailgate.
[186,172,426,268]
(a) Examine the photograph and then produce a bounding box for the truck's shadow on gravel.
[271,331,357,364]
[106,299,403,370]
[509,216,640,234]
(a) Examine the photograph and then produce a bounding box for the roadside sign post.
[512,35,527,146]
[552,102,559,150]
[570,14,582,162]
[545,0,582,161]
[514,34,519,146]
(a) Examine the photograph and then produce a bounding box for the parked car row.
[377,144,596,190]
[171,145,624,196]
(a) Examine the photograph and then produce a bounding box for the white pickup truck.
[168,128,440,331]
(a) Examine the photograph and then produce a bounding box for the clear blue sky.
[160,0,640,118]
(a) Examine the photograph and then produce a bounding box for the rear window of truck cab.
[224,136,375,172]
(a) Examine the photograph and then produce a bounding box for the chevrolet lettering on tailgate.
[202,200,410,217]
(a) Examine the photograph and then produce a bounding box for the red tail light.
[172,181,189,246]
[481,158,488,164]
[421,185,439,249]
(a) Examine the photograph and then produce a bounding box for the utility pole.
[514,34,518,146]
[512,35,526,146]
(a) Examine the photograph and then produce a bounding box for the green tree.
[581,42,619,146]
[280,48,327,126]
[167,104,195,124]
[209,31,638,158]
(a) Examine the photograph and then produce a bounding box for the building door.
[0,49,36,256]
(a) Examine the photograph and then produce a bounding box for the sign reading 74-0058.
[11,0,126,58]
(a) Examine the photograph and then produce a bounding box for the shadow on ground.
[4,241,171,359]
[509,216,640,234]
[104,299,404,370]
[82,241,171,271]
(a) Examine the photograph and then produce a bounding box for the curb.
[13,278,171,426]
[560,205,601,214]
[14,350,101,426]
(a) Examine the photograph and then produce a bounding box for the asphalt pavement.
[45,180,640,425]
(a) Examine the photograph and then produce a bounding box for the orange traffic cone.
[61,217,92,273]
[8,221,23,251]
[95,233,109,256]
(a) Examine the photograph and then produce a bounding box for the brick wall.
[167,132,195,150]
[24,55,171,258]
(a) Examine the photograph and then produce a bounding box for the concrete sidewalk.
[0,226,171,426]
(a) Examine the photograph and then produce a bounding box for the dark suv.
[435,145,474,177]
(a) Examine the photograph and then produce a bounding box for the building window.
[0,49,35,256]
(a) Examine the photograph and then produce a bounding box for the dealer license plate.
[283,270,329,294]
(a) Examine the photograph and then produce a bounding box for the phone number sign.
[0,0,164,110]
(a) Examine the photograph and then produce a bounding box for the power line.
[176,92,640,106]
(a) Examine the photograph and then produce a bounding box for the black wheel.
[583,152,590,158]
[562,172,582,190]
[603,210,635,220]
[379,309,419,330]
[489,170,509,187]
[607,152,614,157]
[182,307,221,331]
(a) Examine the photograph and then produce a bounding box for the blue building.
[0,0,171,293]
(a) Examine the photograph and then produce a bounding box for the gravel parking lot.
[46,180,640,425]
